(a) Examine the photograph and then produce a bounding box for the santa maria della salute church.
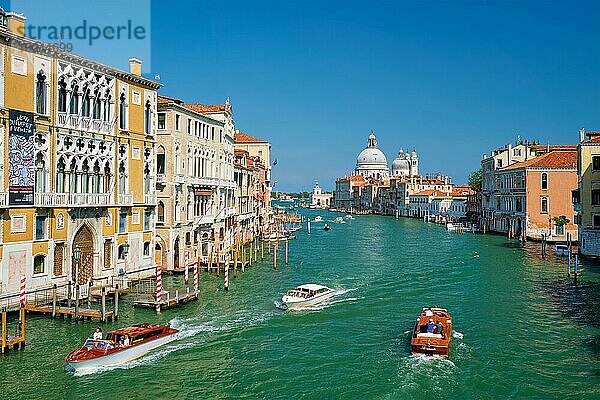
[354,131,419,179]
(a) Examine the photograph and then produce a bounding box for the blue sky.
[10,1,600,192]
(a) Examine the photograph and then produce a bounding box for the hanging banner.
[8,109,35,206]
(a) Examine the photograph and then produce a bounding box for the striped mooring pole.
[193,260,199,296]
[156,265,162,314]
[184,253,189,284]
[19,276,26,307]
[224,257,229,291]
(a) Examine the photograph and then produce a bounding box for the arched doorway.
[72,224,95,285]
[173,236,180,269]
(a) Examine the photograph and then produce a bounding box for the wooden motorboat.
[411,307,452,357]
[65,323,179,372]
[281,284,336,309]
[323,224,331,231]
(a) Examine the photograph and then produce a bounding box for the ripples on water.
[3,211,600,399]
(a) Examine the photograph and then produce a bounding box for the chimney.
[6,12,26,37]
[128,58,142,76]
[580,128,585,143]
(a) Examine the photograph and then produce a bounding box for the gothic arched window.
[70,83,79,114]
[35,153,46,192]
[36,70,47,115]
[144,100,152,135]
[58,79,67,113]
[81,86,91,117]
[119,92,127,130]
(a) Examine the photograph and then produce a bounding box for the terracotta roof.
[157,94,182,105]
[501,149,577,170]
[412,190,448,197]
[235,130,268,144]
[184,103,229,113]
[450,186,474,197]
[532,144,577,152]
[582,134,600,144]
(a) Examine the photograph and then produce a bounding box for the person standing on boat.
[93,328,103,340]
[426,319,435,333]
[434,320,445,338]
[123,336,130,347]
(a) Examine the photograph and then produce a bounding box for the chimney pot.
[128,57,142,76]
[6,12,26,37]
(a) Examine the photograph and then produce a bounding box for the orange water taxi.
[411,307,452,357]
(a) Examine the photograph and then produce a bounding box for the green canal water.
[2,209,600,399]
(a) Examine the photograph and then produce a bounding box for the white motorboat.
[446,223,455,232]
[281,284,336,309]
[65,323,179,372]
[345,214,354,220]
[313,216,323,222]
[334,216,345,224]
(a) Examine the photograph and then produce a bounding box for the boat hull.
[282,290,337,309]
[67,332,178,372]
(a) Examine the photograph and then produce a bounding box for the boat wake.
[452,331,464,340]
[71,341,194,377]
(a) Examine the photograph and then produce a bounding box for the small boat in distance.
[446,223,455,232]
[411,307,452,357]
[65,323,179,372]
[313,216,323,222]
[281,284,336,309]
[345,214,354,220]
[334,216,345,224]
[555,244,569,256]
[323,224,331,231]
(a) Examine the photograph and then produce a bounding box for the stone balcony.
[144,193,157,205]
[195,214,215,226]
[57,112,112,133]
[118,193,133,206]
[174,174,185,184]
[156,174,166,184]
[0,192,112,208]
[189,176,219,187]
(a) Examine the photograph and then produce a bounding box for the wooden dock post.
[274,242,277,270]
[74,284,80,321]
[101,287,106,323]
[1,310,6,354]
[285,240,289,264]
[574,254,579,283]
[308,220,311,234]
[67,280,72,308]
[87,279,92,308]
[52,284,57,318]
[242,244,246,271]
[114,284,119,320]
[19,308,25,348]
[249,242,253,267]
[234,248,238,278]
[261,240,264,260]
[568,251,571,277]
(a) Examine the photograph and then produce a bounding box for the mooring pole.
[1,310,6,354]
[52,284,57,318]
[568,251,571,277]
[308,220,311,235]
[87,279,92,308]
[67,280,72,308]
[285,240,289,264]
[74,284,80,321]
[574,254,579,283]
[114,284,119,320]
[101,287,106,323]
[274,242,278,270]
[20,308,25,347]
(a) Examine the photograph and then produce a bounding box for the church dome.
[356,147,388,166]
[392,151,410,176]
[354,131,389,179]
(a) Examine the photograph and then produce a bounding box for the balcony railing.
[573,203,582,213]
[189,176,219,187]
[118,193,133,206]
[174,174,185,184]
[225,206,236,217]
[195,215,215,226]
[30,192,112,207]
[156,174,166,184]
[144,193,157,205]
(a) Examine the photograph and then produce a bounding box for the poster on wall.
[8,109,35,206]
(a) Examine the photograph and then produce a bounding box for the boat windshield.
[83,339,114,351]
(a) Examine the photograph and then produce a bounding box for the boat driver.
[434,320,445,338]
[93,328,103,341]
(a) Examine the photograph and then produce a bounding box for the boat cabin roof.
[296,284,330,291]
